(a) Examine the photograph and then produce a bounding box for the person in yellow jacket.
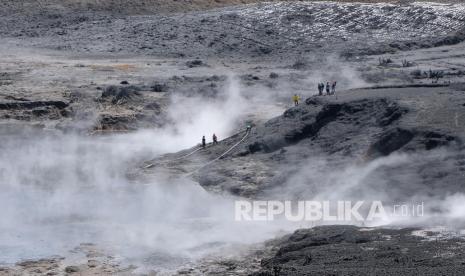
[292,94,300,106]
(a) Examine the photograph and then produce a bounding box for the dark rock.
[144,102,161,111]
[290,60,307,70]
[377,104,406,126]
[150,82,168,92]
[64,266,79,273]
[101,85,142,104]
[421,131,458,150]
[258,47,272,55]
[206,75,224,82]
[304,97,324,106]
[32,108,49,116]
[0,101,68,110]
[96,114,134,131]
[367,128,415,157]
[368,128,459,158]
[253,225,465,275]
[186,60,205,68]
[269,72,279,79]
[220,13,239,21]
[241,74,261,82]
[284,104,341,144]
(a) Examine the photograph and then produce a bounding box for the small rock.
[186,60,204,68]
[64,266,80,273]
[150,83,168,92]
[88,260,98,268]
[269,72,279,79]
[258,47,272,54]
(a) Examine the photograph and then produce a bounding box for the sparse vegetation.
[410,69,445,83]
[378,57,393,66]
[269,72,279,79]
[428,69,444,83]
[150,82,168,92]
[411,69,423,78]
[402,59,413,67]
[101,85,142,104]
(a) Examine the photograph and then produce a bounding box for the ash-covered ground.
[1,0,465,275]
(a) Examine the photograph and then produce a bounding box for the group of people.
[201,125,252,148]
[202,134,218,148]
[291,81,338,106]
[318,81,337,96]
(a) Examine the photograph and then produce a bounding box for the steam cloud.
[267,148,465,228]
[1,63,461,272]
[0,75,292,271]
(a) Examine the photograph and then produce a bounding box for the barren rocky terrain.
[1,0,465,275]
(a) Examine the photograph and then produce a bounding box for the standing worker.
[326,82,330,95]
[213,134,218,145]
[292,94,300,106]
[202,136,206,148]
[331,81,337,95]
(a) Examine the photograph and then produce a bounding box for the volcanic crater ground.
[1,0,465,275]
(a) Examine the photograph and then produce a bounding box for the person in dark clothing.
[326,82,330,95]
[213,134,218,145]
[318,83,323,96]
[202,136,206,148]
[331,81,337,95]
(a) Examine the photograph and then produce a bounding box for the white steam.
[302,54,368,93]
[269,148,465,228]
[0,75,291,270]
[165,75,248,145]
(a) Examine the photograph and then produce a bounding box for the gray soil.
[1,1,464,59]
[1,0,465,275]
[253,225,465,276]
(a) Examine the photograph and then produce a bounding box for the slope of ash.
[252,225,465,276]
[0,2,464,58]
[143,85,465,275]
[141,84,465,275]
[154,85,465,202]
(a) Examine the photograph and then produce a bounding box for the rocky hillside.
[1,2,464,58]
[139,83,465,275]
[0,1,462,15]
[148,84,465,204]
